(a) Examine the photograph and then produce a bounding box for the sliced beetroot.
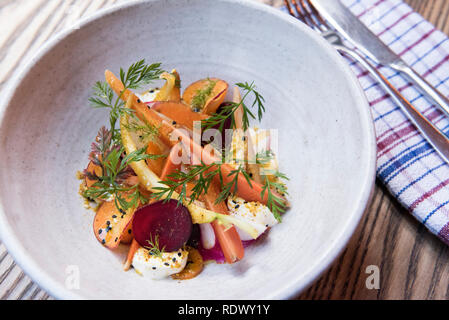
[132,199,192,252]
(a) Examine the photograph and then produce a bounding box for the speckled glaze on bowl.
[0,0,375,299]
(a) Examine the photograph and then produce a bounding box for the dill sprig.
[151,162,221,204]
[260,171,289,222]
[144,234,165,258]
[215,165,252,204]
[255,149,275,165]
[123,115,159,144]
[119,61,164,90]
[201,81,265,132]
[83,128,164,211]
[152,145,289,221]
[152,161,253,206]
[89,60,164,142]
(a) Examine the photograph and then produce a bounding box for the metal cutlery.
[310,0,449,119]
[283,0,449,164]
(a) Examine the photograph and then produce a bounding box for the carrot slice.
[160,145,182,179]
[120,220,133,244]
[203,181,244,263]
[123,238,140,271]
[85,161,102,188]
[93,197,135,249]
[182,78,228,114]
[146,139,169,177]
[152,101,209,131]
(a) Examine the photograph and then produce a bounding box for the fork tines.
[284,0,328,31]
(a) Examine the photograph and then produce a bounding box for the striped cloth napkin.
[340,0,449,244]
[282,0,449,245]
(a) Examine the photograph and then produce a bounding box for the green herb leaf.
[144,234,166,258]
[89,60,164,145]
[83,127,164,211]
[201,81,266,132]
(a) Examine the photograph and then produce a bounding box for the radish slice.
[132,200,193,252]
[200,223,216,249]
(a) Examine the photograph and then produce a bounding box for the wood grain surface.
[0,0,448,300]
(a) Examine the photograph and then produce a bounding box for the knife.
[310,0,449,118]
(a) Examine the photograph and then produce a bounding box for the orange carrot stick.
[203,182,244,263]
[152,101,209,131]
[160,145,182,179]
[123,238,140,271]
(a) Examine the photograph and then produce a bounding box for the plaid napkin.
[283,0,449,245]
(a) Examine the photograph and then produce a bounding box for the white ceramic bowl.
[0,0,375,299]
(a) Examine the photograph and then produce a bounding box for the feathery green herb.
[83,127,164,211]
[260,170,289,222]
[123,117,159,144]
[201,81,265,132]
[88,60,164,142]
[215,164,252,205]
[144,234,165,258]
[151,162,222,205]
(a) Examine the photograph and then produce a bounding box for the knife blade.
[309,0,401,65]
[310,0,449,118]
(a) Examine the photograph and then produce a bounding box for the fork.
[284,0,449,164]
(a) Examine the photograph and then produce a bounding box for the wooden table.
[0,0,447,300]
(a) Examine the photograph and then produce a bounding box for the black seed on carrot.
[128,229,132,234]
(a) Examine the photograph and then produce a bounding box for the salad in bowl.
[79,59,289,280]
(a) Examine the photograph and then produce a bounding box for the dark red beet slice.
[132,200,193,252]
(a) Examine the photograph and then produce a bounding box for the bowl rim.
[0,0,376,300]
